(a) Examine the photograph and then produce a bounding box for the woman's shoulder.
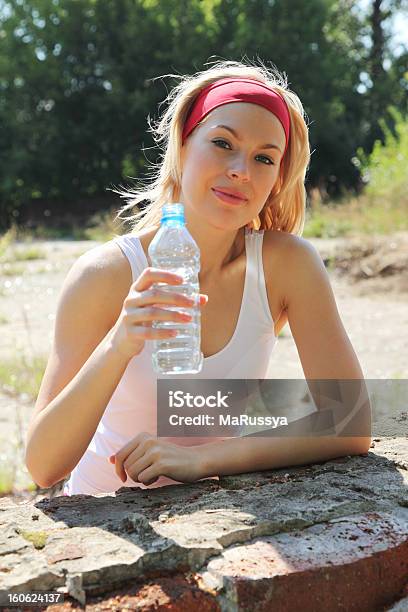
[84,226,160,274]
[77,227,159,327]
[79,237,129,280]
[262,230,321,313]
[263,230,319,273]
[263,228,312,253]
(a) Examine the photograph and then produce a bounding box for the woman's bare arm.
[25,248,130,488]
[191,237,372,479]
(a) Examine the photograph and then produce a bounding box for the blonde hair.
[109,58,311,235]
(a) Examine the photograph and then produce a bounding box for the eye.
[212,139,274,166]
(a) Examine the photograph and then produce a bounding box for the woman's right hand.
[108,267,208,360]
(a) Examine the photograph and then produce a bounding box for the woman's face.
[179,102,286,230]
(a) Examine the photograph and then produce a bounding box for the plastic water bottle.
[148,203,204,375]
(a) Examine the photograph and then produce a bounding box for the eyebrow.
[210,124,282,153]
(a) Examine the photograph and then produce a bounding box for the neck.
[185,220,246,284]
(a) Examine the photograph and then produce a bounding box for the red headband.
[182,77,291,158]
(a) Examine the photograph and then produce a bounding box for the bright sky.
[387,12,408,54]
[357,0,408,55]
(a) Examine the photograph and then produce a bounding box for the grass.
[3,207,124,243]
[0,304,48,495]
[0,428,40,497]
[0,464,15,495]
[303,193,408,239]
[305,108,408,238]
[13,246,47,261]
[81,209,124,241]
[0,454,38,496]
[0,225,47,267]
[0,354,47,401]
[0,351,47,496]
[0,224,18,257]
[1,263,27,276]
[0,245,48,262]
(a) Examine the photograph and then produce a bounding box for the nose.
[227,156,250,181]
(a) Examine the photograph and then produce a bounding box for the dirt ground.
[0,232,407,501]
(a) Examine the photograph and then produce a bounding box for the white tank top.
[64,227,278,495]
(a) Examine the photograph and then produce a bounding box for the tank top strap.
[244,227,275,327]
[111,234,149,283]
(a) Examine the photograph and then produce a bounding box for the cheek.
[183,148,216,189]
[260,168,280,197]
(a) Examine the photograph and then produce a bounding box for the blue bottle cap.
[161,203,185,225]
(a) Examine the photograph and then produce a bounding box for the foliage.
[357,106,408,204]
[0,0,407,230]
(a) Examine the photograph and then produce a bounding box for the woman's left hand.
[109,432,204,486]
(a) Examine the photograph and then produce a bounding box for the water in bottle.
[148,203,204,375]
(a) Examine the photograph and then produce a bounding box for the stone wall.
[1,437,407,611]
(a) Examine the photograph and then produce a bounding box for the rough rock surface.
[0,439,407,611]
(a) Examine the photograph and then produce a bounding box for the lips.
[213,187,248,200]
[211,188,247,204]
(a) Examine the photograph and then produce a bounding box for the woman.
[25,60,371,496]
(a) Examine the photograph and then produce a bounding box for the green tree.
[0,0,406,230]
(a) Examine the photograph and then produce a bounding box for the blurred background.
[1,0,407,234]
[0,0,407,499]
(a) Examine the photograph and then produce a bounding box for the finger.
[133,268,184,293]
[113,433,153,481]
[123,445,150,473]
[127,306,194,325]
[137,463,163,486]
[115,433,151,463]
[124,448,155,482]
[113,455,127,483]
[126,291,208,313]
[130,268,208,309]
[132,288,197,310]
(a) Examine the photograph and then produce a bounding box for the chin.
[210,219,245,232]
